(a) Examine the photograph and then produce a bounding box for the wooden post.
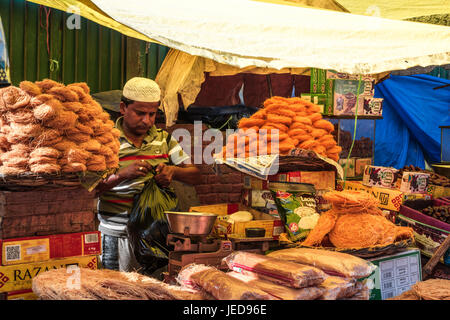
[422,234,450,279]
[125,37,142,81]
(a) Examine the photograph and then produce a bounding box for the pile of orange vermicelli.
[219,96,341,160]
[301,190,414,248]
[0,79,120,175]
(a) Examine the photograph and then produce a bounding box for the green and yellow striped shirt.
[97,117,190,237]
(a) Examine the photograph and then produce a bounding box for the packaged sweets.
[269,182,318,242]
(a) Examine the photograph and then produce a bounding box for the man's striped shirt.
[97,117,190,237]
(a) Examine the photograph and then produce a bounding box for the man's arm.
[95,160,153,196]
[154,163,201,187]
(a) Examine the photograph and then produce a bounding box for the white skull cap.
[122,77,161,103]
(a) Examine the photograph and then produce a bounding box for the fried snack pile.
[0,79,120,175]
[302,190,414,248]
[219,96,341,160]
[389,279,450,300]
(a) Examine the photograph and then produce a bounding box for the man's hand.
[118,159,153,180]
[154,163,176,188]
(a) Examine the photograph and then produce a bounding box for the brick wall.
[0,186,97,238]
[159,123,244,205]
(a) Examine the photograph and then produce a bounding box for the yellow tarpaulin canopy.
[335,0,449,20]
[26,0,159,43]
[27,0,450,126]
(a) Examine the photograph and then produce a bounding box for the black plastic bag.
[127,178,178,275]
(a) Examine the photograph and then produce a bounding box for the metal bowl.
[164,211,218,235]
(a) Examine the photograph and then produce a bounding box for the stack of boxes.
[339,157,373,179]
[0,186,101,300]
[241,170,336,227]
[302,68,383,117]
[300,68,382,178]
[337,165,432,220]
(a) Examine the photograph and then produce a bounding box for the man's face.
[120,101,159,137]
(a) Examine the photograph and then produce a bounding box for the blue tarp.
[374,74,450,169]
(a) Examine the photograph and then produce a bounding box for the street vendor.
[95,77,200,275]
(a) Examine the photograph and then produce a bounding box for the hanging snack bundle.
[0,79,120,175]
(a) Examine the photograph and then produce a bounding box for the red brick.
[209,184,222,193]
[0,203,35,217]
[197,164,215,175]
[195,185,211,195]
[216,164,233,174]
[40,192,58,202]
[0,211,96,238]
[0,190,41,204]
[217,193,229,203]
[199,175,209,185]
[219,184,233,193]
[207,175,221,184]
[231,184,244,193]
[34,203,50,215]
[198,193,219,205]
[219,173,241,184]
[229,193,242,203]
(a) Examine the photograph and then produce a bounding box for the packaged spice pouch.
[269,182,318,242]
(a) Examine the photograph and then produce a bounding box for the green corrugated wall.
[428,66,450,80]
[0,0,169,93]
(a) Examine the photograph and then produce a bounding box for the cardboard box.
[358,97,383,117]
[355,158,372,177]
[241,189,277,212]
[268,171,335,190]
[324,78,334,115]
[397,214,449,265]
[4,289,37,300]
[337,180,431,212]
[0,255,98,293]
[363,165,399,189]
[310,68,326,94]
[399,172,430,194]
[0,231,101,266]
[300,93,326,114]
[326,70,375,82]
[363,165,430,194]
[242,175,269,190]
[316,189,333,213]
[333,80,372,116]
[366,248,421,300]
[427,184,450,198]
[381,209,398,224]
[189,203,283,239]
[339,158,356,178]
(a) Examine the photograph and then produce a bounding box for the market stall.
[0,0,449,302]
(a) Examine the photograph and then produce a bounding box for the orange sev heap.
[220,96,340,159]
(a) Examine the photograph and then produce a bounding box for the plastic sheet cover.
[90,0,450,75]
[374,74,450,169]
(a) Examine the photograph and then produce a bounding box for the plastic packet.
[267,247,377,279]
[270,181,319,242]
[223,251,327,289]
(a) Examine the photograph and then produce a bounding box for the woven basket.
[280,237,415,259]
[0,169,115,192]
[278,148,340,173]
